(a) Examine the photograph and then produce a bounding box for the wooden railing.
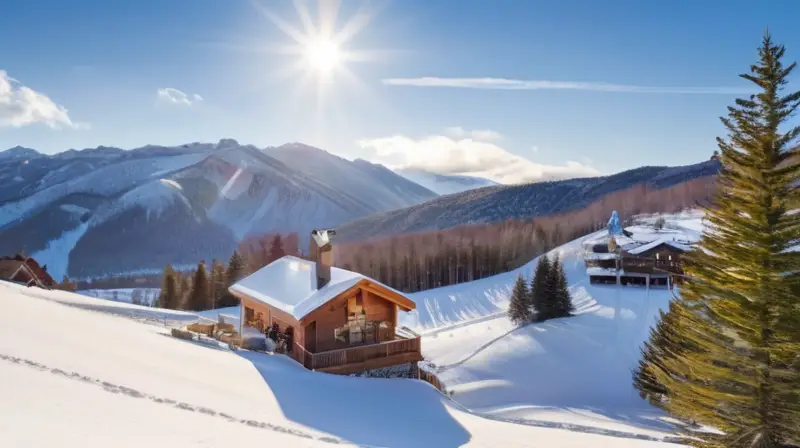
[292,337,421,371]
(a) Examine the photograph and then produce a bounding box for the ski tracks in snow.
[0,352,353,446]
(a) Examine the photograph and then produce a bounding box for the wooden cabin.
[229,230,422,375]
[0,255,56,289]
[584,236,692,288]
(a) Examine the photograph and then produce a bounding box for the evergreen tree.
[636,35,800,447]
[218,250,245,308]
[158,265,179,309]
[530,255,553,321]
[209,260,227,309]
[188,261,210,311]
[540,256,562,320]
[552,257,574,318]
[508,274,533,325]
[226,250,245,285]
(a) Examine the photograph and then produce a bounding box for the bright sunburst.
[305,38,341,74]
[252,0,379,84]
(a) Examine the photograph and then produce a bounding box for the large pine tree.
[530,255,553,321]
[508,274,533,324]
[637,34,800,447]
[552,256,574,318]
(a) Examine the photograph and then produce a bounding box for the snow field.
[1,280,683,447]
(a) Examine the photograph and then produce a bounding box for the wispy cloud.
[156,88,204,106]
[444,126,503,142]
[358,128,600,185]
[382,77,754,95]
[0,70,83,129]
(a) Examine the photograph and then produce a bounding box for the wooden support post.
[238,298,245,341]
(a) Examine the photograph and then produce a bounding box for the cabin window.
[668,255,672,261]
[655,253,660,260]
[245,307,254,323]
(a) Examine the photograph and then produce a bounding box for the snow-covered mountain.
[0,140,438,280]
[395,168,499,196]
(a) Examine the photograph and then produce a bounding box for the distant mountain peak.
[216,138,240,148]
[0,146,42,160]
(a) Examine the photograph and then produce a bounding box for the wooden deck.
[292,337,422,374]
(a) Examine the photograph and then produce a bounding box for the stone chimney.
[309,229,336,290]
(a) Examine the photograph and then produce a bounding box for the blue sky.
[1,0,799,183]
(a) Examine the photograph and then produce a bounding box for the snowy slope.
[1,139,437,279]
[401,212,706,441]
[395,168,499,196]
[0,152,208,228]
[0,281,681,447]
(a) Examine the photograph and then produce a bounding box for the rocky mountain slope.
[334,160,721,242]
[0,140,438,280]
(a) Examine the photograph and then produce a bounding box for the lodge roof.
[229,255,416,321]
[625,238,693,255]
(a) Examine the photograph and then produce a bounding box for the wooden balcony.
[292,337,423,375]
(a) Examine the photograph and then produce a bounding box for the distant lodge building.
[0,254,56,289]
[229,229,423,375]
[583,213,695,288]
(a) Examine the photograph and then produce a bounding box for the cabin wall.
[301,287,398,353]
[240,296,305,348]
[622,246,685,274]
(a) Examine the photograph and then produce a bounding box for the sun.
[305,38,341,74]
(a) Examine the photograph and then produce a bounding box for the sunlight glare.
[306,38,341,73]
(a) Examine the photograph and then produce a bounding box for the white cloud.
[0,70,79,129]
[358,129,600,184]
[382,77,754,95]
[156,87,204,106]
[444,126,502,142]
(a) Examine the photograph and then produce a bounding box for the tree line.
[633,35,800,447]
[508,254,574,325]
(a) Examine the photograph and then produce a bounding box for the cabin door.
[306,321,317,353]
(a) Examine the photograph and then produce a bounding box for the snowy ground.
[27,211,708,446]
[406,212,708,442]
[0,281,683,447]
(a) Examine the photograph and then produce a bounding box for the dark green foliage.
[632,300,691,406]
[530,255,573,322]
[508,274,533,325]
[552,257,574,318]
[530,255,553,320]
[635,35,800,447]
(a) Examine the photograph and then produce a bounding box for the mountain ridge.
[334,159,721,242]
[0,139,439,279]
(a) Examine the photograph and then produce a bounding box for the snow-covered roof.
[229,256,415,321]
[625,238,693,255]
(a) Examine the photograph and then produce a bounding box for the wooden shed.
[229,230,422,375]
